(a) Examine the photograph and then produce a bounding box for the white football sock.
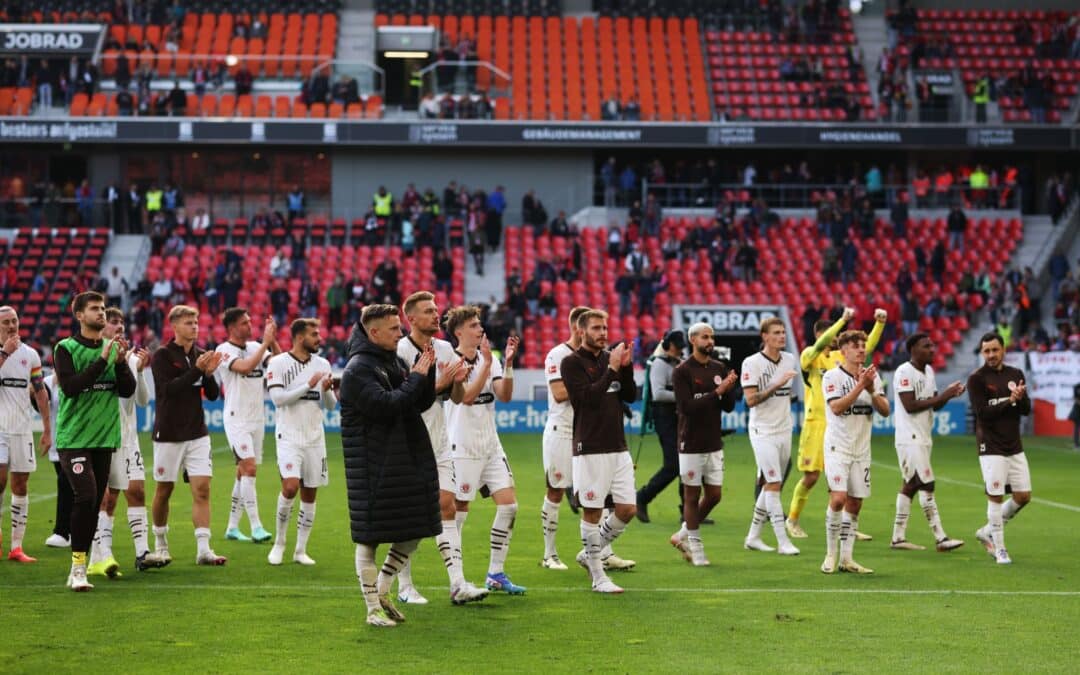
[764,491,791,546]
[241,476,263,530]
[355,544,380,613]
[97,512,115,560]
[580,519,606,582]
[825,508,841,560]
[488,503,517,575]
[892,493,911,542]
[128,506,149,557]
[10,494,28,550]
[275,494,294,547]
[1001,498,1024,522]
[455,509,468,535]
[436,518,465,586]
[840,511,857,561]
[918,491,946,541]
[378,539,419,596]
[153,525,169,552]
[541,497,560,558]
[194,527,211,556]
[747,490,768,540]
[295,501,315,555]
[987,501,1004,553]
[687,528,701,543]
[599,512,628,545]
[398,559,415,590]
[227,478,242,530]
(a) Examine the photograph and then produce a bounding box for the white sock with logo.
[541,498,560,559]
[919,491,946,541]
[227,478,243,530]
[128,506,149,557]
[241,476,262,530]
[10,494,28,550]
[275,494,294,547]
[892,493,911,542]
[295,501,315,555]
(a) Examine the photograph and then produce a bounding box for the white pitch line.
[0,583,1077,597]
[28,491,57,504]
[870,461,1080,513]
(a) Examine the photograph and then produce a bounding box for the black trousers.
[51,460,74,538]
[59,451,112,554]
[638,407,681,507]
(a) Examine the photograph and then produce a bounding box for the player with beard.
[392,291,488,605]
[266,319,336,566]
[560,309,638,594]
[0,305,52,563]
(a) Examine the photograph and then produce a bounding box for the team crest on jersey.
[72,462,84,475]
[832,475,842,484]
[554,472,563,481]
[20,359,27,366]
[901,378,909,386]
[157,466,165,476]
[548,365,558,374]
[713,375,723,385]
[461,483,471,493]
[687,470,695,479]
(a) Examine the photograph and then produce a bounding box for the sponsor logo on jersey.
[474,392,496,405]
[302,390,322,401]
[1,377,29,387]
[547,365,558,374]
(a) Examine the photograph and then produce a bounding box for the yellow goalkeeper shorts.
[796,420,826,473]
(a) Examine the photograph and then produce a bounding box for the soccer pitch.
[3,432,1079,673]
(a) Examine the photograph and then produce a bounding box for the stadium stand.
[375,11,711,121]
[505,213,1022,370]
[891,8,1078,123]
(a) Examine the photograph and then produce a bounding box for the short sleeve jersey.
[444,352,503,458]
[823,365,884,459]
[893,361,936,446]
[265,352,331,447]
[741,350,797,435]
[544,342,575,430]
[215,341,269,425]
[397,335,457,437]
[0,343,42,431]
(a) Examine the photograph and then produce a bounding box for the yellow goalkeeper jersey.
[800,318,883,424]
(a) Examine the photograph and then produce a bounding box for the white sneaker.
[854,530,873,541]
[450,581,489,605]
[935,537,965,552]
[592,577,624,594]
[293,551,316,566]
[397,585,428,604]
[69,565,94,592]
[995,548,1012,565]
[195,550,227,566]
[688,539,710,567]
[574,548,591,570]
[267,545,285,566]
[541,555,569,570]
[890,539,926,551]
[744,537,776,552]
[785,518,808,539]
[821,553,837,574]
[602,553,636,571]
[378,595,406,623]
[975,528,995,556]
[670,530,692,562]
[839,559,874,574]
[777,542,800,556]
[45,533,70,548]
[154,549,173,566]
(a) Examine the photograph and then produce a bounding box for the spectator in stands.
[900,292,920,338]
[623,97,641,121]
[298,276,319,318]
[485,185,506,251]
[370,259,400,305]
[619,164,638,207]
[35,59,53,108]
[151,275,173,304]
[890,195,908,238]
[419,92,440,119]
[308,69,329,106]
[972,73,990,123]
[548,210,570,238]
[840,238,857,283]
[168,81,186,116]
[270,279,289,327]
[113,87,133,116]
[930,240,946,284]
[438,93,456,119]
[192,62,209,97]
[601,96,620,121]
[163,230,185,258]
[286,185,305,224]
[427,248,451,296]
[319,274,344,328]
[946,205,967,251]
[268,248,289,279]
[189,207,209,233]
[234,66,253,97]
[643,193,662,237]
[522,190,547,235]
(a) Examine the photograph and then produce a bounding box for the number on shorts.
[321,457,328,479]
[502,456,514,479]
[863,467,870,485]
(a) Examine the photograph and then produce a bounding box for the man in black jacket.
[340,304,439,627]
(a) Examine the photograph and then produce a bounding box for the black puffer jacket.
[340,323,440,545]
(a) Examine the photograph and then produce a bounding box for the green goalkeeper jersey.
[54,336,132,451]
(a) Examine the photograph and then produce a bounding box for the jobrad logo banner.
[133,400,970,436]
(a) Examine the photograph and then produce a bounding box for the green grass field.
[2,431,1079,674]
